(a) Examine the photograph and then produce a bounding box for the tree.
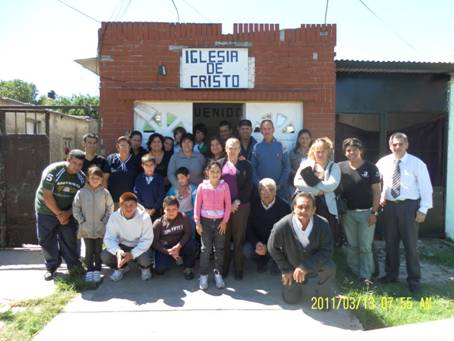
[0,79,38,103]
[38,93,99,118]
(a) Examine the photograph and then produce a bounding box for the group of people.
[34,117,433,305]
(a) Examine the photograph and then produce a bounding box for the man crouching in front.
[268,192,336,305]
[101,192,154,282]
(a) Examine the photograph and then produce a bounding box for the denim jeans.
[342,210,375,279]
[154,239,198,272]
[199,217,225,275]
[84,238,103,271]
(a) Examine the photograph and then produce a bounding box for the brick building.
[80,21,454,239]
[96,22,336,153]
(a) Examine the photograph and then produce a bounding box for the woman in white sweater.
[294,137,341,245]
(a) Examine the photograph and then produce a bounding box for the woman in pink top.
[194,161,231,290]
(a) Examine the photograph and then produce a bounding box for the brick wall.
[99,22,336,152]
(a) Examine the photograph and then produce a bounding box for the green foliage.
[0,79,38,104]
[38,93,99,118]
[334,249,454,330]
[0,273,97,341]
[420,243,454,267]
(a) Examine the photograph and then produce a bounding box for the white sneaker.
[110,265,130,282]
[214,270,225,289]
[199,275,208,290]
[85,271,94,282]
[92,271,102,282]
[141,268,152,281]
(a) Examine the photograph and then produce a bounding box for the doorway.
[193,103,244,138]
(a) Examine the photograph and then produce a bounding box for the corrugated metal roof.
[336,59,454,74]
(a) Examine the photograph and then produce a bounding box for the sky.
[0,0,453,97]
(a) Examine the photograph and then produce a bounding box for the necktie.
[391,160,401,198]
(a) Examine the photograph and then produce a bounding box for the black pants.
[101,244,153,270]
[84,238,103,271]
[223,204,250,275]
[315,197,341,245]
[36,213,81,272]
[282,260,336,304]
[382,199,420,286]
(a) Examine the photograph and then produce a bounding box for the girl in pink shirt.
[194,161,231,290]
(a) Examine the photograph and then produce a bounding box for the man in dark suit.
[268,192,335,304]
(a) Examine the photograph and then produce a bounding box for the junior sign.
[180,48,250,89]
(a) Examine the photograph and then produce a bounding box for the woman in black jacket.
[221,137,253,279]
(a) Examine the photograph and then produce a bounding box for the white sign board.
[180,48,249,89]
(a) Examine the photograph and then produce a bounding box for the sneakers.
[141,268,152,281]
[44,270,56,281]
[184,268,194,280]
[110,265,130,282]
[85,271,94,282]
[92,271,102,283]
[199,275,208,290]
[214,270,225,289]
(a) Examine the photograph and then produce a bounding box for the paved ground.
[2,246,453,340]
[34,260,362,340]
[0,247,58,304]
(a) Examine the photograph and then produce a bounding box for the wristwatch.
[371,210,379,217]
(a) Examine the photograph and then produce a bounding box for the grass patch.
[420,243,454,268]
[334,249,454,330]
[0,274,96,341]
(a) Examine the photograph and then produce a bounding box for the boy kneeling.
[101,192,154,281]
[152,196,197,280]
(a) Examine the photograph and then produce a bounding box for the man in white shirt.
[268,192,335,304]
[101,192,154,282]
[376,132,433,293]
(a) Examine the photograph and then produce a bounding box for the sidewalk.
[35,261,362,340]
[2,248,452,340]
[0,247,59,303]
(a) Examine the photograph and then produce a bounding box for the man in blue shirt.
[251,120,290,201]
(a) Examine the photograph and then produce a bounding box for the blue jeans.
[184,210,196,240]
[200,217,225,275]
[154,239,198,272]
[36,213,81,272]
[341,210,375,279]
